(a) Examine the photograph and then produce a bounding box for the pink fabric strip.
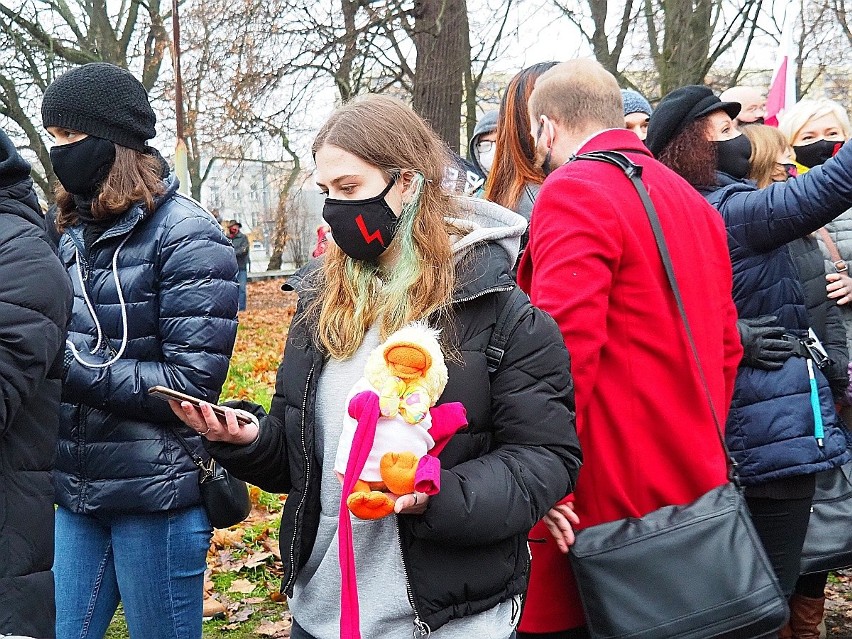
[338,391,381,639]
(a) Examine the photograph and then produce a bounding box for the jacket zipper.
[453,284,514,305]
[391,283,514,636]
[285,363,315,594]
[396,520,431,638]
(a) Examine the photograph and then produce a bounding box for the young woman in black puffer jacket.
[173,94,582,639]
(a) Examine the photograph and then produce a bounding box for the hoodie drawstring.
[66,235,131,369]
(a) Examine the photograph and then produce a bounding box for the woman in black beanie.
[43,62,239,639]
[647,85,852,603]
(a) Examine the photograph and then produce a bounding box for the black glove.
[737,315,794,371]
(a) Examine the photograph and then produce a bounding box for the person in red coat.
[515,60,743,638]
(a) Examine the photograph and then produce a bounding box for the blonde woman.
[780,101,852,335]
[172,94,581,639]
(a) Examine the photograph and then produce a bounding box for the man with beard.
[514,60,743,638]
[720,85,767,126]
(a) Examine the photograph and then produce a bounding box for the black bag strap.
[486,286,531,373]
[167,424,215,480]
[572,150,738,483]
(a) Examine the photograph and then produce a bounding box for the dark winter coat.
[55,174,239,515]
[0,130,71,638]
[816,209,852,356]
[700,140,852,484]
[788,235,849,399]
[207,240,582,633]
[230,230,250,271]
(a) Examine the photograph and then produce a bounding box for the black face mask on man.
[535,119,554,177]
[715,134,752,180]
[49,135,116,197]
[322,175,399,262]
[792,139,844,169]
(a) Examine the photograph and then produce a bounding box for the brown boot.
[788,594,825,639]
[778,622,793,639]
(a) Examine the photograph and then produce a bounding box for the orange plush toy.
[335,323,467,639]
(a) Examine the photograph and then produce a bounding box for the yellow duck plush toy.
[334,321,468,520]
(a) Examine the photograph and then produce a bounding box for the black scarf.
[74,194,116,252]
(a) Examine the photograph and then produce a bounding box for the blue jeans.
[54,505,211,639]
[237,268,247,311]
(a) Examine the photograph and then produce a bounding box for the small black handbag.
[170,426,252,529]
[566,152,789,639]
[799,458,852,574]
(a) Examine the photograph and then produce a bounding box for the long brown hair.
[657,118,718,188]
[742,125,788,189]
[308,94,456,360]
[484,62,557,210]
[54,145,165,232]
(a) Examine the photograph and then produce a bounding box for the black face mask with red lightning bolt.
[322,175,400,262]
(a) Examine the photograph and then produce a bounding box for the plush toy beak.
[385,343,431,379]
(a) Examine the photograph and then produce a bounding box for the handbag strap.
[167,424,214,479]
[817,227,848,273]
[572,150,738,483]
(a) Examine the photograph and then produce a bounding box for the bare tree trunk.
[267,157,302,271]
[652,0,714,94]
[411,0,470,152]
[335,0,359,101]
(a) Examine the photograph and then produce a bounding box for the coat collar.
[574,129,654,158]
[65,173,179,255]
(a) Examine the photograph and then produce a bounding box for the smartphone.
[148,385,255,426]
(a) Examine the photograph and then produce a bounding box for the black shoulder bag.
[566,151,788,639]
[169,425,252,529]
[799,456,852,574]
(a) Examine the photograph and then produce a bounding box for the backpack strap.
[486,286,532,373]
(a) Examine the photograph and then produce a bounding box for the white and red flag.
[765,3,800,126]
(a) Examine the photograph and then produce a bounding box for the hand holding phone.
[148,386,255,426]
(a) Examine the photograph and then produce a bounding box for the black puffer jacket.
[0,130,71,638]
[208,240,582,633]
[789,235,849,399]
[56,174,238,514]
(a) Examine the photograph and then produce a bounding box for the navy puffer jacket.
[700,141,852,484]
[56,175,239,514]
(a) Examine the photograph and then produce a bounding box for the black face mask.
[322,175,399,262]
[49,135,116,197]
[715,135,752,180]
[792,139,844,169]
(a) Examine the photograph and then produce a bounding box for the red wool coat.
[516,130,742,632]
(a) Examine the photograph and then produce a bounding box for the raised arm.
[723,141,852,253]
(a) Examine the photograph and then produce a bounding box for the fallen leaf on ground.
[228,578,256,594]
[255,619,292,637]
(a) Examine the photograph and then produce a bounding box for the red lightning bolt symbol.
[355,214,385,247]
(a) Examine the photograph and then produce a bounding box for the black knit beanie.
[41,63,156,152]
